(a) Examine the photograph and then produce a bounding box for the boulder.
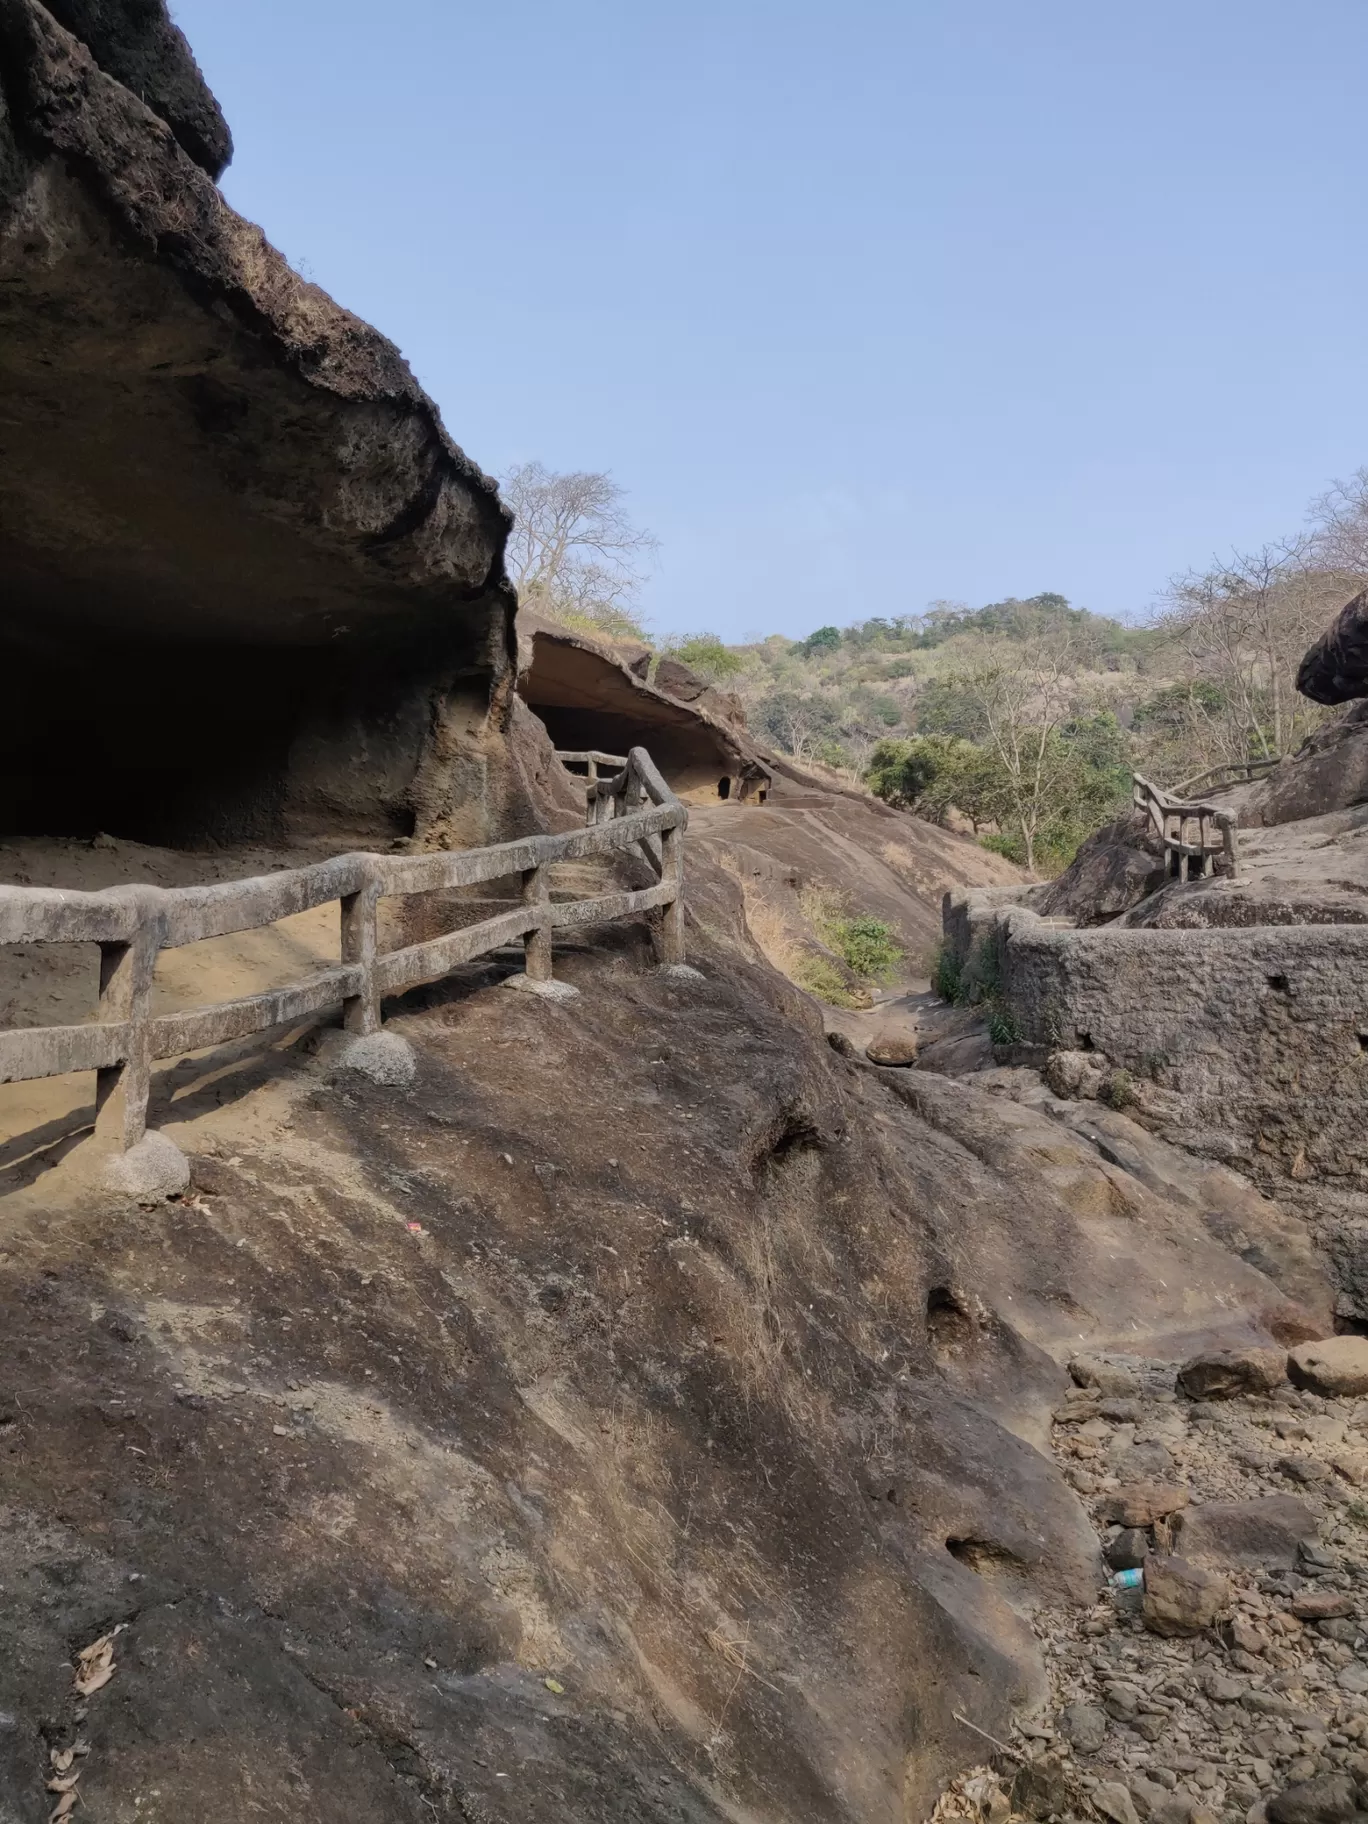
[866,1034,918,1067]
[1033,816,1169,925]
[1097,1482,1190,1528]
[1172,1496,1317,1571]
[1177,1348,1288,1400]
[1141,1554,1229,1637]
[1265,1775,1357,1824]
[1069,1354,1142,1398]
[1288,1337,1368,1398]
[1289,1591,1355,1621]
[1296,592,1368,705]
[1044,1048,1108,1099]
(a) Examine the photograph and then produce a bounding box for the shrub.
[795,955,868,1010]
[986,1005,1020,1046]
[1099,1068,1137,1110]
[931,942,963,1005]
[800,887,903,983]
[834,914,903,980]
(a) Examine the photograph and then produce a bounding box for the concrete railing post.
[94,921,157,1151]
[522,864,552,981]
[656,823,686,965]
[341,871,381,1034]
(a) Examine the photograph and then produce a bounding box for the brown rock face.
[1177,1348,1287,1400]
[0,0,515,850]
[39,0,232,174]
[1141,1554,1230,1637]
[1288,1336,1368,1397]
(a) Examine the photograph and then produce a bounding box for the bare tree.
[502,462,658,640]
[950,630,1080,874]
[1306,468,1368,581]
[1155,544,1340,766]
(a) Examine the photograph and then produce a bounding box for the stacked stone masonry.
[944,891,1368,1187]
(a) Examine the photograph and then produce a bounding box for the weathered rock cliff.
[0,0,514,850]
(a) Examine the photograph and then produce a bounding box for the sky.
[175,0,1368,642]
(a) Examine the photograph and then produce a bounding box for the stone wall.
[944,890,1368,1189]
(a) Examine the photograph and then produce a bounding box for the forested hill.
[660,569,1344,874]
[508,460,1368,876]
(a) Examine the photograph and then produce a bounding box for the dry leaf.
[49,1793,78,1822]
[50,1748,74,1772]
[46,1774,80,1793]
[74,1662,115,1696]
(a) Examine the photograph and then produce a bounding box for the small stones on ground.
[934,1342,1368,1824]
[1287,1339,1368,1399]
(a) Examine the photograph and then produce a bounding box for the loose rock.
[1173,1496,1318,1570]
[1178,1348,1288,1400]
[1097,1481,1191,1527]
[1058,1702,1108,1753]
[1013,1755,1071,1820]
[1265,1774,1357,1824]
[865,1034,918,1067]
[1141,1554,1230,1636]
[1287,1338,1368,1399]
[1095,1780,1142,1824]
[1105,1527,1150,1571]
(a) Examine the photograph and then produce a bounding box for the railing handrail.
[555,750,629,769]
[1131,771,1239,886]
[1172,756,1279,798]
[0,747,687,1156]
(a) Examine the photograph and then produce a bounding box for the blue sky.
[175,0,1368,641]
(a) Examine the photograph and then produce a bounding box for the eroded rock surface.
[0,0,514,849]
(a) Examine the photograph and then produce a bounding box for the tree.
[801,626,842,656]
[946,630,1083,874]
[1306,469,1368,581]
[1155,546,1340,767]
[659,633,744,680]
[502,462,658,641]
[754,690,839,761]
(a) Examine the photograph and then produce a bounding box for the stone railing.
[1131,772,1239,882]
[555,749,629,796]
[0,748,686,1157]
[1173,757,1278,797]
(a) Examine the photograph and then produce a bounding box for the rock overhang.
[0,0,515,845]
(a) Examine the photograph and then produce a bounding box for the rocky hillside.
[0,837,1340,1823]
